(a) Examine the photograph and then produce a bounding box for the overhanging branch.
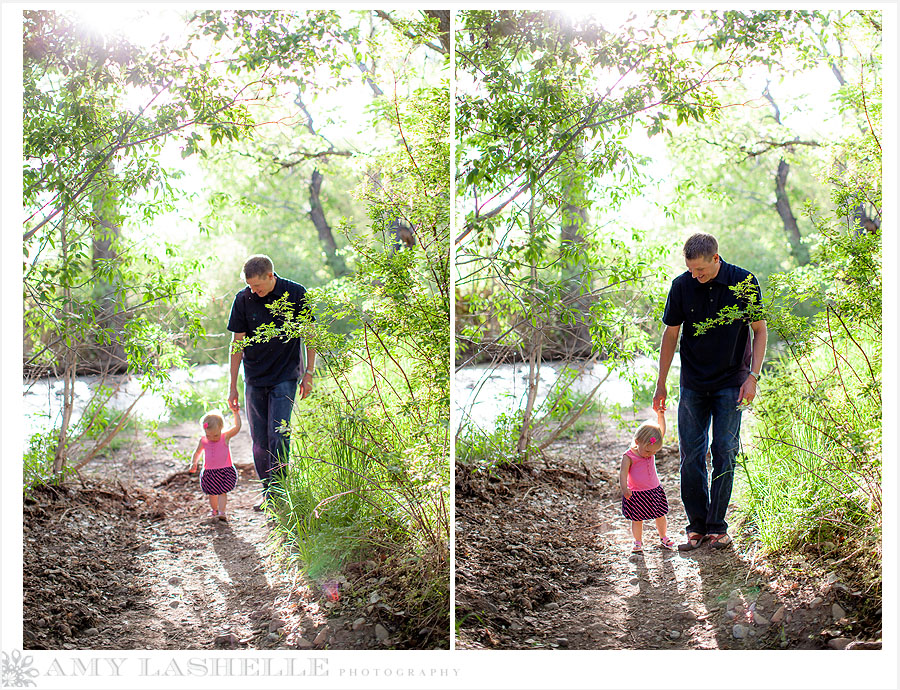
[375,10,447,55]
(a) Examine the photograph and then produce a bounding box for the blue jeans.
[678,385,743,536]
[244,378,298,498]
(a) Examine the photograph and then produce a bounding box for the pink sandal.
[660,536,676,550]
[632,540,643,553]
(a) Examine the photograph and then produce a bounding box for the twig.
[72,390,147,471]
[313,489,358,518]
[745,543,760,584]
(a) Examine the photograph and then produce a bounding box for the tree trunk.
[53,215,75,476]
[91,159,128,374]
[559,185,593,358]
[774,158,810,266]
[52,359,76,476]
[851,203,880,236]
[518,202,543,456]
[309,168,351,279]
[424,10,451,54]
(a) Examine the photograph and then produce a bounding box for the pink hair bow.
[650,437,657,443]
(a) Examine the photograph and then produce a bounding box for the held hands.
[228,389,240,411]
[652,382,667,413]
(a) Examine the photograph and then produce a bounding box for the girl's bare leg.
[655,515,668,540]
[631,520,643,543]
[217,493,228,519]
[208,495,218,515]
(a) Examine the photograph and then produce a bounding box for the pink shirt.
[624,447,661,491]
[200,437,233,470]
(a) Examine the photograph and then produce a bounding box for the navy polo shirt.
[662,259,761,392]
[227,275,314,387]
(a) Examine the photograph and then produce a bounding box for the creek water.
[25,356,682,441]
[454,355,679,433]
[22,363,229,441]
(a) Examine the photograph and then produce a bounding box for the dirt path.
[24,423,389,650]
[455,409,880,650]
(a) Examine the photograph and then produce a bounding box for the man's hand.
[299,373,313,400]
[228,388,240,411]
[652,382,667,413]
[737,375,758,407]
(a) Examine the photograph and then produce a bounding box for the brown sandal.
[677,532,706,551]
[708,533,733,549]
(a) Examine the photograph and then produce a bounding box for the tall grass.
[735,325,881,574]
[266,359,450,645]
[272,404,406,577]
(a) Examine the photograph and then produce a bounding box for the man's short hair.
[242,255,274,280]
[683,233,718,261]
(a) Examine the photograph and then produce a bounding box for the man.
[653,233,767,551]
[227,255,316,508]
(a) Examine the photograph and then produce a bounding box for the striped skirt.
[200,466,238,496]
[622,484,669,521]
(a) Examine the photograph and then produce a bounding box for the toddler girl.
[190,408,241,521]
[619,408,674,552]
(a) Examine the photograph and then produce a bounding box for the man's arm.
[737,320,768,405]
[749,320,767,375]
[228,332,245,410]
[653,325,680,412]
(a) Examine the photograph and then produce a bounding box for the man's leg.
[678,386,713,536]
[244,382,273,497]
[707,386,743,535]
[266,378,298,498]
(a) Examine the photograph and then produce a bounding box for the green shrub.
[456,409,528,470]
[23,430,71,497]
[164,375,235,426]
[271,400,408,577]
[736,334,881,554]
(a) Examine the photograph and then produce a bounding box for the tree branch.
[739,138,821,160]
[356,62,384,97]
[275,149,354,169]
[762,80,781,125]
[375,10,447,55]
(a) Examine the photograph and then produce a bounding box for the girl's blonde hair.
[202,412,225,432]
[634,419,663,447]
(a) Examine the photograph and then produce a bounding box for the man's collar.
[711,258,732,285]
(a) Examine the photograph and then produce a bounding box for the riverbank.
[23,421,414,650]
[455,407,882,650]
